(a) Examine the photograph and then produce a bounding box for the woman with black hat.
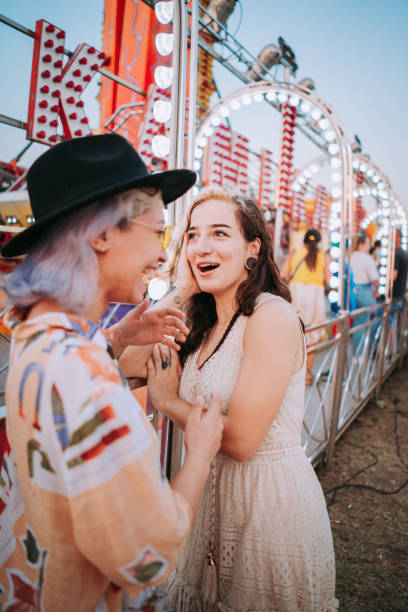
[0,134,223,611]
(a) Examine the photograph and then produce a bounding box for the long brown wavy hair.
[169,188,292,365]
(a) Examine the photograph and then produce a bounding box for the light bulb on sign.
[277,92,288,103]
[378,286,386,295]
[329,261,340,274]
[155,33,173,56]
[311,108,321,120]
[328,290,339,303]
[379,277,386,286]
[329,276,339,288]
[266,90,276,102]
[289,95,299,106]
[254,92,263,102]
[328,143,339,155]
[319,118,329,130]
[155,1,173,24]
[153,99,172,123]
[324,130,336,142]
[210,115,222,126]
[330,246,341,258]
[230,99,241,110]
[300,101,311,114]
[154,66,173,89]
[332,187,342,198]
[330,231,341,244]
[203,126,213,137]
[152,135,170,158]
[219,105,230,117]
[311,164,319,173]
[242,95,252,106]
[379,266,387,275]
[148,277,169,301]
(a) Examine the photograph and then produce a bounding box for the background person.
[392,229,408,299]
[0,134,223,612]
[350,234,379,348]
[281,228,329,385]
[146,189,338,612]
[369,238,382,268]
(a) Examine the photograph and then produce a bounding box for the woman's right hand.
[184,394,224,467]
[173,234,200,298]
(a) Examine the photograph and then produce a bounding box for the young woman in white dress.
[147,188,338,611]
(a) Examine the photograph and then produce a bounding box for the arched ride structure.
[164,0,408,472]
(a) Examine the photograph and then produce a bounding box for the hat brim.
[2,168,196,258]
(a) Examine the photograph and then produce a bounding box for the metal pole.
[376,303,390,395]
[186,0,198,170]
[164,0,188,480]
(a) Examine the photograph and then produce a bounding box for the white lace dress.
[168,293,338,612]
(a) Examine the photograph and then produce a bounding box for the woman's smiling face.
[186,198,257,298]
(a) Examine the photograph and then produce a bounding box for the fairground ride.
[0,1,407,474]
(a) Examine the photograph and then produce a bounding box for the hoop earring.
[245,257,257,270]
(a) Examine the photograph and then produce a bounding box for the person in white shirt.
[350,234,379,348]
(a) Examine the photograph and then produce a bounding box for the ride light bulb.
[153,99,172,123]
[154,66,173,89]
[155,33,173,56]
[152,135,170,158]
[155,1,173,24]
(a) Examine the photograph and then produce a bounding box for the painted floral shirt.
[0,312,192,611]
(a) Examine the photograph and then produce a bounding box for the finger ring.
[161,356,170,370]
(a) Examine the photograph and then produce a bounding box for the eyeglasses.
[131,219,172,250]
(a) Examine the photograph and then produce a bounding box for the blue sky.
[1,0,407,204]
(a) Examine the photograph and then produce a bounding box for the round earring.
[245,257,257,270]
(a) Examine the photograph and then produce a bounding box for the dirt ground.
[317,358,408,611]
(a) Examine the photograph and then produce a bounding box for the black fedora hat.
[2,133,196,257]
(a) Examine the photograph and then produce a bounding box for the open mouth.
[197,263,220,274]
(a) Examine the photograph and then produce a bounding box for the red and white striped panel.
[354,171,364,233]
[258,148,274,208]
[230,132,250,197]
[313,185,329,230]
[276,103,297,212]
[292,179,309,224]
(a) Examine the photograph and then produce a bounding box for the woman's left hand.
[147,344,181,413]
[108,298,189,356]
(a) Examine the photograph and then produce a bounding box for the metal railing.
[304,296,408,466]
